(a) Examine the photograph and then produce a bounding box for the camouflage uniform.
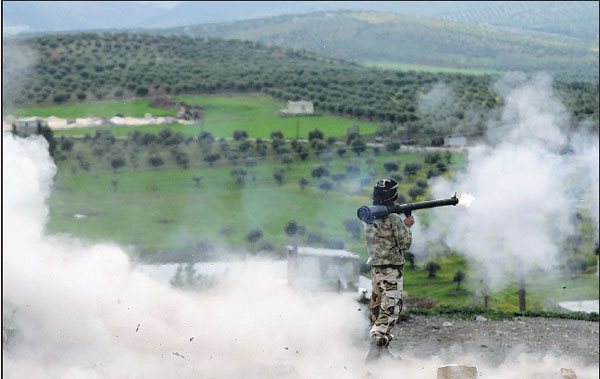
[364,213,412,346]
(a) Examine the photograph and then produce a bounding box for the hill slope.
[3,33,598,139]
[150,10,599,80]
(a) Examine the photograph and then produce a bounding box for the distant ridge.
[141,10,598,80]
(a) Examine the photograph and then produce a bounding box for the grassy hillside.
[432,1,599,41]
[47,134,458,255]
[5,32,598,141]
[153,10,599,80]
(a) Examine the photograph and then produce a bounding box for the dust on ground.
[386,313,599,367]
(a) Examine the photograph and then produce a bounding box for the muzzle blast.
[357,193,459,224]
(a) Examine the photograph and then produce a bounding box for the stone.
[437,365,477,379]
[560,368,577,379]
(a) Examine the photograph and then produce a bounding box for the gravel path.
[390,314,599,366]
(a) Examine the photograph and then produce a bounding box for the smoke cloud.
[2,128,598,378]
[419,73,599,291]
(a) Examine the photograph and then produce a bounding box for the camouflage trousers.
[369,265,404,346]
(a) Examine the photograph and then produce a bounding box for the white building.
[444,135,467,147]
[278,100,314,117]
[286,246,362,292]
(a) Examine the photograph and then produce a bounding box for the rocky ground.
[389,313,599,367]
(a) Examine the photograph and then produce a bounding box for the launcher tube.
[357,194,458,223]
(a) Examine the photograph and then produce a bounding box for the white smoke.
[2,41,39,114]
[3,133,598,378]
[2,133,372,378]
[418,82,455,115]
[420,73,600,290]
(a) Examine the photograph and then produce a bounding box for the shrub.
[305,230,324,245]
[308,129,324,141]
[233,129,248,141]
[416,179,428,188]
[404,162,422,176]
[285,220,298,237]
[425,261,441,278]
[324,237,345,249]
[383,161,399,173]
[311,165,329,179]
[270,130,284,139]
[343,218,363,239]
[408,185,425,200]
[110,156,126,171]
[148,155,164,167]
[316,177,334,193]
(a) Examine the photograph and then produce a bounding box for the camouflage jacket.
[364,213,412,266]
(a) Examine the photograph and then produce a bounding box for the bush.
[285,220,298,237]
[389,172,403,183]
[424,152,441,165]
[308,129,324,141]
[110,156,126,171]
[237,140,251,153]
[270,130,283,139]
[386,141,401,152]
[453,269,465,290]
[299,177,309,190]
[316,177,334,193]
[425,261,441,278]
[331,173,347,182]
[383,161,399,173]
[245,228,263,250]
[311,165,329,179]
[233,129,248,141]
[416,179,428,188]
[148,155,164,167]
[305,230,324,245]
[404,162,422,176]
[173,150,189,169]
[60,139,74,152]
[408,185,425,200]
[230,167,247,186]
[343,218,363,239]
[345,158,360,174]
[203,153,220,167]
[351,138,366,155]
[324,237,345,249]
[52,92,70,103]
[136,87,149,96]
[272,166,285,185]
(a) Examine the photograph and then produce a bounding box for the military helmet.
[372,178,399,205]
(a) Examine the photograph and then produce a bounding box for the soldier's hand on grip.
[403,215,414,227]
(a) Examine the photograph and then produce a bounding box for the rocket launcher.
[357,193,459,224]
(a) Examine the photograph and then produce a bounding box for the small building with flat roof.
[278,101,314,117]
[286,246,362,292]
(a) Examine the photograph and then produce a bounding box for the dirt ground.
[387,313,599,367]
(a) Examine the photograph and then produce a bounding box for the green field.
[362,61,501,76]
[404,254,599,312]
[48,147,446,254]
[16,94,379,139]
[14,100,177,118]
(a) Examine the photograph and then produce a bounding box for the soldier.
[364,178,413,362]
